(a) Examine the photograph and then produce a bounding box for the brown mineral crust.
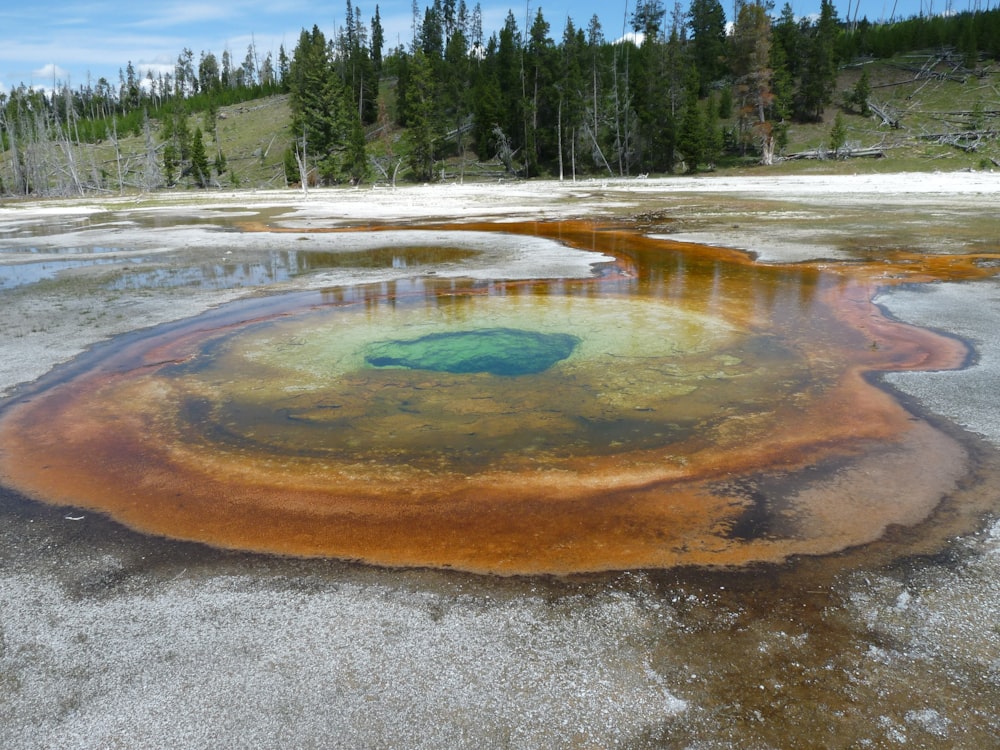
[822,277,968,372]
[0,347,965,574]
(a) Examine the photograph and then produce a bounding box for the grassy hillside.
[209,95,294,188]
[2,53,997,196]
[771,53,1000,173]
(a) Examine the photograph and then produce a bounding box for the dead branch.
[916,129,999,153]
[867,100,901,129]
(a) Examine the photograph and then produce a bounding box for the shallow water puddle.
[1,220,998,574]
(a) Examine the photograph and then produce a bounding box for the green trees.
[688,0,727,96]
[556,18,586,179]
[677,69,705,172]
[466,10,525,174]
[190,128,211,187]
[371,5,385,72]
[441,1,474,172]
[287,24,367,184]
[796,0,840,121]
[158,103,225,188]
[340,0,379,126]
[404,51,438,181]
[524,9,558,175]
[730,0,777,164]
[850,68,871,116]
[496,11,524,168]
[199,53,221,94]
[159,102,191,186]
[629,0,681,174]
[287,26,339,181]
[828,111,847,156]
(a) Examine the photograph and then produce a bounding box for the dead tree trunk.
[557,98,564,182]
[868,99,901,128]
[110,116,124,195]
[294,131,309,195]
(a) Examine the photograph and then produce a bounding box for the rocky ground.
[1,173,998,748]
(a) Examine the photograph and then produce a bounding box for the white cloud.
[614,31,644,46]
[138,61,176,80]
[31,63,70,83]
[126,2,236,29]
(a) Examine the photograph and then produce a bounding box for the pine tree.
[851,68,871,116]
[421,2,445,58]
[162,143,179,186]
[773,3,801,78]
[471,38,504,160]
[558,19,586,180]
[829,111,847,156]
[443,16,472,167]
[278,45,290,87]
[288,25,355,183]
[525,8,556,175]
[769,28,794,154]
[260,53,276,87]
[678,69,705,173]
[372,5,385,72]
[703,94,723,167]
[159,101,192,179]
[339,2,378,125]
[198,52,215,93]
[630,0,680,173]
[731,0,776,164]
[404,51,438,181]
[688,0,727,96]
[344,115,369,183]
[190,128,210,187]
[796,0,839,121]
[492,12,524,169]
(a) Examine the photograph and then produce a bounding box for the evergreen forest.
[2,0,999,196]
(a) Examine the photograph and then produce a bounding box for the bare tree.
[141,111,164,191]
[294,129,309,194]
[492,124,518,174]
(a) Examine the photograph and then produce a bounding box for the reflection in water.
[0,257,145,289]
[0,246,131,255]
[107,261,294,290]
[0,246,478,292]
[0,221,994,574]
[104,247,479,291]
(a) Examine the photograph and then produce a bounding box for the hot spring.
[0,220,994,575]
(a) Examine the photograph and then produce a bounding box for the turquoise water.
[364,328,581,376]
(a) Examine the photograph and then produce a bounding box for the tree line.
[2,0,999,195]
[289,0,1000,183]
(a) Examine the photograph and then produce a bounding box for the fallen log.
[781,146,886,161]
[916,129,999,140]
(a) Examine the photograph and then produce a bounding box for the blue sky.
[0,0,943,95]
